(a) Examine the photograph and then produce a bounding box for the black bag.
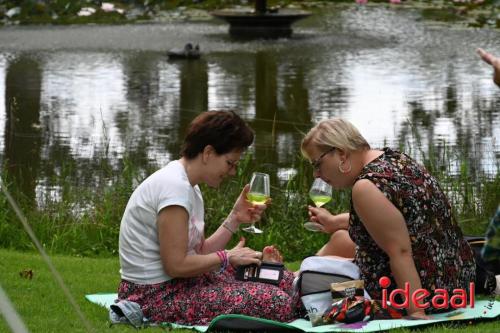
[465,236,497,294]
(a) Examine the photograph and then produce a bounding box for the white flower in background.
[101,3,124,14]
[77,7,96,17]
[101,3,115,12]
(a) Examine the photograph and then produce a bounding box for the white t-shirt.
[119,160,205,284]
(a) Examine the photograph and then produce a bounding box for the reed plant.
[0,144,498,261]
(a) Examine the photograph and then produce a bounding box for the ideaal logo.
[483,293,496,315]
[378,276,475,310]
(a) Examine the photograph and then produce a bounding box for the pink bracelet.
[222,250,228,270]
[216,250,228,273]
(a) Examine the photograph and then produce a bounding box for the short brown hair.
[181,110,254,159]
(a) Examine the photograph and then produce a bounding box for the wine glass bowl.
[242,172,270,234]
[246,192,268,205]
[304,178,332,232]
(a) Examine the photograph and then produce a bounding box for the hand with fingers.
[477,48,500,87]
[228,184,270,227]
[308,206,336,233]
[226,237,262,267]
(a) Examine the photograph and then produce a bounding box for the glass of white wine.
[242,172,270,234]
[304,178,332,232]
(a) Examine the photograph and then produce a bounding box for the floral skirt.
[117,266,301,325]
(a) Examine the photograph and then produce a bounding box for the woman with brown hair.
[301,118,476,319]
[116,110,298,325]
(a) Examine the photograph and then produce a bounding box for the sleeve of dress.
[359,172,403,212]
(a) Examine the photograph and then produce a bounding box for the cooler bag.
[296,256,370,322]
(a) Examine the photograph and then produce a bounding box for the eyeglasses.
[311,147,336,171]
[226,159,239,170]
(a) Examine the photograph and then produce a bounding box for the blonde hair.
[301,118,370,158]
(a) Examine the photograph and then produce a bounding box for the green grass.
[1,146,499,262]
[0,248,162,333]
[0,249,498,332]
[0,249,299,333]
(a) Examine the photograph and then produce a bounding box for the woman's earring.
[339,160,352,174]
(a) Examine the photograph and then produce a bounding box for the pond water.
[0,4,498,206]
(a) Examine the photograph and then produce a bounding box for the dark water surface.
[0,4,499,206]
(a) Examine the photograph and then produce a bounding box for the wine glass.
[304,178,332,232]
[242,172,270,234]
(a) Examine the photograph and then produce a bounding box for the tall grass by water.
[1,142,498,261]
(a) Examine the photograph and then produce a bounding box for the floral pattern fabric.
[117,266,300,325]
[348,148,476,304]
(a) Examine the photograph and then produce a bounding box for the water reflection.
[0,5,499,207]
[4,55,42,204]
[176,57,209,155]
[41,52,127,159]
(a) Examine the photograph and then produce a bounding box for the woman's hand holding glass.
[304,178,332,232]
[308,209,350,234]
[242,172,270,234]
[227,181,269,233]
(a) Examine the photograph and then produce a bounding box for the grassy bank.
[0,249,499,332]
[0,145,499,262]
[0,248,170,332]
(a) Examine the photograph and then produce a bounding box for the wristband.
[216,250,228,273]
[222,250,228,270]
[222,222,236,234]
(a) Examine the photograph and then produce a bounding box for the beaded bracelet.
[216,250,228,273]
[223,251,229,272]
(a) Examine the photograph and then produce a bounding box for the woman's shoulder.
[382,147,419,165]
[358,148,394,176]
[364,147,418,170]
[158,160,181,171]
[146,161,191,190]
[357,147,418,183]
[379,147,407,161]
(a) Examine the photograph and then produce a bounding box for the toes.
[262,245,283,263]
[263,246,273,254]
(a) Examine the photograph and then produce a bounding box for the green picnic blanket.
[86,293,500,332]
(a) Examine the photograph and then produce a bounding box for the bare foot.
[262,245,283,263]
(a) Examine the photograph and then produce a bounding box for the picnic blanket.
[86,293,500,332]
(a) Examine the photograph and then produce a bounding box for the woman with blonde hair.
[301,118,475,319]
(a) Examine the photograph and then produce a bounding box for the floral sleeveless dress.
[348,148,476,303]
